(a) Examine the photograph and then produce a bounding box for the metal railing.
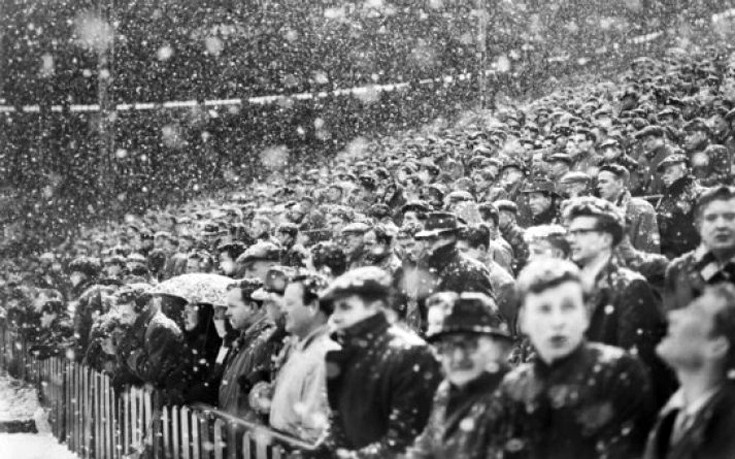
[0,322,312,459]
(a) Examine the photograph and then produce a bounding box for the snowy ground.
[0,371,77,458]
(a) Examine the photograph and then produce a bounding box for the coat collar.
[333,312,389,346]
[426,242,459,271]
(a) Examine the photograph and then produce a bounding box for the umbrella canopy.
[152,273,233,306]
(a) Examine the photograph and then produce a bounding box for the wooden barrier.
[0,324,313,459]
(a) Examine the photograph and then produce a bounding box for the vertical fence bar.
[191,411,201,459]
[242,432,252,459]
[181,406,191,459]
[172,405,181,459]
[227,423,237,459]
[213,419,225,459]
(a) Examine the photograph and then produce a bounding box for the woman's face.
[184,304,199,331]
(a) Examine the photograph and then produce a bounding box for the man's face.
[521,281,589,364]
[283,283,315,337]
[186,259,201,273]
[363,231,388,259]
[180,239,193,253]
[498,210,514,229]
[661,164,687,189]
[566,134,590,158]
[567,216,610,265]
[249,221,266,239]
[699,198,735,254]
[184,304,199,332]
[219,252,236,276]
[596,171,624,201]
[601,146,621,162]
[70,272,86,287]
[243,260,277,282]
[684,130,707,152]
[656,292,725,370]
[327,187,342,202]
[528,240,561,262]
[275,232,292,247]
[436,334,507,387]
[225,289,259,330]
[500,168,523,189]
[104,264,123,278]
[641,135,662,152]
[330,294,378,330]
[342,233,365,257]
[456,240,484,261]
[528,192,553,216]
[403,211,422,226]
[561,181,588,199]
[710,115,728,136]
[549,161,569,178]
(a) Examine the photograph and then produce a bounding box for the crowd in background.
[2,47,735,457]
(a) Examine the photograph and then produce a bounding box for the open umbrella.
[152,273,233,306]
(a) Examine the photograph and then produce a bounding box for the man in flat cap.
[546,153,573,184]
[498,160,532,227]
[339,222,370,270]
[236,241,282,282]
[312,267,441,457]
[559,171,592,199]
[597,164,661,253]
[407,292,512,458]
[414,212,496,305]
[495,200,530,274]
[635,125,673,194]
[655,155,704,259]
[521,178,561,226]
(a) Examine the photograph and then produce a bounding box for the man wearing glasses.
[563,196,673,409]
[407,292,512,458]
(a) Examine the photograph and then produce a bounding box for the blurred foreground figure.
[497,259,655,458]
[645,284,735,459]
[310,267,441,458]
[407,292,512,459]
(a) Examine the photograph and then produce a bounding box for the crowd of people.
[2,47,735,458]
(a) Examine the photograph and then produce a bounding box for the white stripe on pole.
[1,7,731,116]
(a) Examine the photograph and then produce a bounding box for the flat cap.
[494,200,518,214]
[656,154,689,172]
[560,171,592,184]
[634,125,665,139]
[237,242,281,263]
[319,266,392,302]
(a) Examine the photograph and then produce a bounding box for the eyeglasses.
[567,227,600,237]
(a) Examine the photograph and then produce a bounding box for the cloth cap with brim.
[682,119,711,135]
[237,242,281,264]
[547,153,573,165]
[656,154,689,172]
[427,292,511,342]
[599,138,621,149]
[559,171,592,185]
[415,212,460,239]
[251,266,295,300]
[202,223,223,235]
[521,179,559,196]
[494,200,518,214]
[501,160,528,174]
[634,125,664,139]
[319,266,392,303]
[446,191,474,203]
[340,222,370,236]
[401,200,431,214]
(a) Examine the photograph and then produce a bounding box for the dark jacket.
[407,369,508,459]
[322,313,442,458]
[655,176,703,259]
[586,257,674,409]
[499,223,529,274]
[71,284,118,360]
[644,383,735,459]
[218,315,280,420]
[119,303,190,404]
[498,342,656,459]
[664,246,735,312]
[422,243,496,301]
[182,304,223,405]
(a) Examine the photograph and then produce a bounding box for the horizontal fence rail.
[0,322,312,459]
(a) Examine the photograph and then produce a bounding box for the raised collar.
[532,341,588,378]
[426,242,459,271]
[334,312,389,345]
